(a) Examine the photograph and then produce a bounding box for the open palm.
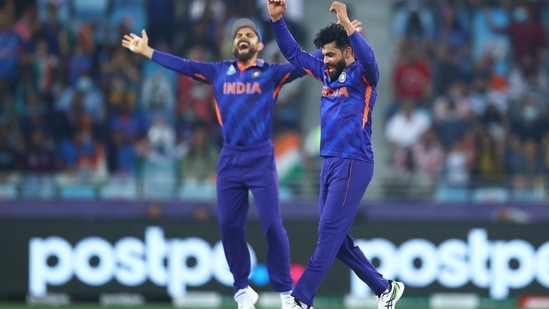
[121,29,149,55]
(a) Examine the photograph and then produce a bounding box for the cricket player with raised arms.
[267,1,405,308]
[122,17,305,309]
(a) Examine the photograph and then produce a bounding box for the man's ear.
[257,42,265,52]
[345,46,353,58]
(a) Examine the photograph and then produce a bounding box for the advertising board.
[1,219,548,301]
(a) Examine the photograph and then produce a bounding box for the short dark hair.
[231,18,262,42]
[313,23,350,50]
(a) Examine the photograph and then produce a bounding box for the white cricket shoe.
[281,292,295,309]
[377,281,405,309]
[234,286,259,309]
[287,297,313,309]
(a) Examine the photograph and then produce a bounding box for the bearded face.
[326,57,346,81]
[232,39,259,63]
[232,27,261,63]
[322,43,349,81]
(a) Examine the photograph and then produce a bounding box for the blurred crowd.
[0,0,308,200]
[383,0,549,202]
[0,0,547,202]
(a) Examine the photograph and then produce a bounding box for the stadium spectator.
[411,128,445,196]
[479,103,506,145]
[386,128,444,199]
[508,93,548,144]
[56,127,107,184]
[508,139,547,201]
[18,90,51,140]
[385,99,431,151]
[186,0,225,56]
[178,122,219,199]
[100,46,140,109]
[53,81,103,144]
[472,126,506,179]
[0,126,20,172]
[488,2,547,66]
[70,0,109,46]
[467,69,492,117]
[37,0,69,58]
[147,0,176,48]
[391,40,432,111]
[0,0,23,93]
[108,0,147,47]
[432,79,474,149]
[140,41,177,126]
[30,36,59,95]
[470,0,511,76]
[13,0,38,45]
[106,129,142,176]
[431,0,471,96]
[441,138,471,188]
[432,44,471,98]
[175,45,217,128]
[108,98,146,143]
[56,75,105,123]
[506,54,549,104]
[20,130,57,173]
[392,0,434,50]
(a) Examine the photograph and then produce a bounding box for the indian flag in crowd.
[274,131,304,186]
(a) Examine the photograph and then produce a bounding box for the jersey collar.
[236,58,265,71]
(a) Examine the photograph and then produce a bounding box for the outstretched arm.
[121,29,216,82]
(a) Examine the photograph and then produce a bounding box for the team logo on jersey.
[223,82,262,94]
[322,86,349,97]
[252,70,262,78]
[338,72,347,83]
[227,65,237,76]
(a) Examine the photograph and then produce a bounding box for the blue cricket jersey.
[272,18,379,163]
[151,51,307,146]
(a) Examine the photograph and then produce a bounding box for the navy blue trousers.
[216,140,293,293]
[292,157,389,305]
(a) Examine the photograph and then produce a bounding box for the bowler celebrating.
[267,1,405,309]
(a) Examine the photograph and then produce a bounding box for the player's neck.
[238,56,258,69]
[345,58,355,68]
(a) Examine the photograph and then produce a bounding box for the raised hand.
[267,0,287,21]
[330,1,354,36]
[329,1,351,25]
[350,19,363,35]
[121,29,153,58]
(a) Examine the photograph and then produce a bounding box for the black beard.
[328,59,346,81]
[233,46,257,63]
